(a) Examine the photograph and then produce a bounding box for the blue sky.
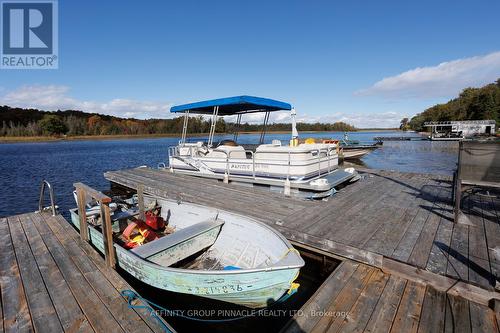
[1,0,500,127]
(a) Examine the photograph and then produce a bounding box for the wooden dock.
[284,260,498,333]
[373,136,426,141]
[104,167,500,332]
[0,211,174,333]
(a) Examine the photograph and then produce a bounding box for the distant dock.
[373,136,426,141]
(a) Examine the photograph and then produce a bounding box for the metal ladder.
[38,180,57,216]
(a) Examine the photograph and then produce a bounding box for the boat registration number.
[190,284,245,295]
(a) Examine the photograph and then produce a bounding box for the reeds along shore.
[0,129,403,143]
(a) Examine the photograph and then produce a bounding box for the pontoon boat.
[167,96,357,196]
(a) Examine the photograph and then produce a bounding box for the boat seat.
[206,145,247,159]
[131,219,225,265]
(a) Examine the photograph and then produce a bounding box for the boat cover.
[170,95,292,115]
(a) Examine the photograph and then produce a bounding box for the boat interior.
[71,193,301,272]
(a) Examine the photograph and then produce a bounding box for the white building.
[424,120,496,140]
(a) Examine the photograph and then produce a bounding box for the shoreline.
[0,129,402,143]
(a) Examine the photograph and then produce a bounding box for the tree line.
[0,106,357,137]
[401,78,500,131]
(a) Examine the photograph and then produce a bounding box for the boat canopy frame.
[170,96,294,147]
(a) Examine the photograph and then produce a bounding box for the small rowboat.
[69,197,304,308]
[340,146,378,160]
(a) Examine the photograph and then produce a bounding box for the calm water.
[0,131,458,217]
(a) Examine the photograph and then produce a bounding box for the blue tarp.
[170,95,292,115]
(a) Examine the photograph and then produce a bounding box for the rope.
[120,249,301,326]
[121,288,293,324]
[121,290,174,332]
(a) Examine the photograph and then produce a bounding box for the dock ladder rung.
[38,180,57,216]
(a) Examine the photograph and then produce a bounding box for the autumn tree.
[38,115,68,135]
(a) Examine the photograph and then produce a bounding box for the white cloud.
[225,111,291,124]
[0,85,172,119]
[357,51,500,98]
[233,110,404,128]
[295,111,404,129]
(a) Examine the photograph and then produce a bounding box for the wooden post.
[454,141,463,223]
[100,201,116,268]
[76,187,89,241]
[137,184,145,221]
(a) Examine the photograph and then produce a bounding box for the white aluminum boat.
[168,96,355,194]
[69,195,304,308]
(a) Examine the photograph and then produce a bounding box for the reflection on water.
[362,140,458,175]
[0,131,457,217]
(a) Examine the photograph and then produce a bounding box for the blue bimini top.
[170,95,292,115]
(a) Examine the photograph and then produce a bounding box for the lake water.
[0,131,458,217]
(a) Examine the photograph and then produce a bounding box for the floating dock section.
[105,167,500,332]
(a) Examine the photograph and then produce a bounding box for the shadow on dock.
[435,241,498,288]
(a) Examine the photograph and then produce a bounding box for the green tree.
[38,115,68,135]
[400,118,409,130]
[407,78,500,131]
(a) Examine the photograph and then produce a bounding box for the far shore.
[0,128,403,143]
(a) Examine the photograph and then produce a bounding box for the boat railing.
[73,182,116,268]
[170,143,336,180]
[38,180,57,216]
[168,145,180,158]
[225,147,334,180]
[310,148,333,177]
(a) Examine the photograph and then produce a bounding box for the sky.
[1,0,500,128]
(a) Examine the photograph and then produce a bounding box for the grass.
[0,133,210,143]
[0,129,403,143]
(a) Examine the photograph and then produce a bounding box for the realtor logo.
[1,0,58,69]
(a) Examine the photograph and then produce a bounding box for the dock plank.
[407,212,441,268]
[464,192,496,288]
[0,281,3,333]
[40,213,155,333]
[481,195,500,271]
[363,275,407,333]
[48,213,173,333]
[446,224,469,281]
[469,302,498,333]
[364,207,419,257]
[283,175,381,230]
[19,214,93,332]
[444,294,471,333]
[0,218,33,333]
[389,281,426,333]
[391,183,444,263]
[333,269,389,332]
[1,212,170,333]
[31,214,127,333]
[311,265,374,333]
[426,217,454,276]
[416,286,446,333]
[7,215,64,333]
[283,261,360,333]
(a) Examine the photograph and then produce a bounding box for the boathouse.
[425,120,496,140]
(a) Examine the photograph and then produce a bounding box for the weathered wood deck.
[105,167,500,290]
[104,167,500,332]
[0,211,173,333]
[284,260,499,333]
